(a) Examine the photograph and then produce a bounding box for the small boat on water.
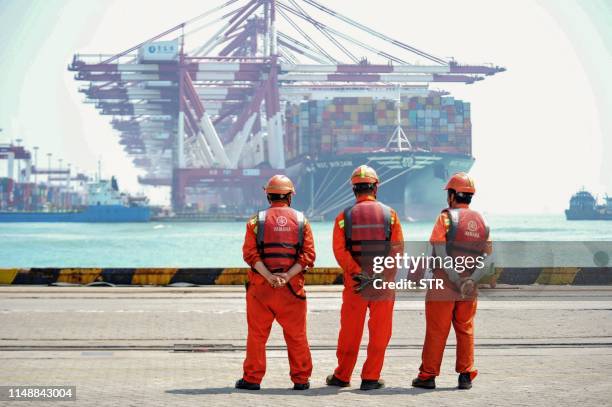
[565,190,612,221]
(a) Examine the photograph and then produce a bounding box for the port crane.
[69,0,504,209]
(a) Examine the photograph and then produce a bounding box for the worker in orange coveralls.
[412,172,493,391]
[236,175,315,391]
[326,165,404,391]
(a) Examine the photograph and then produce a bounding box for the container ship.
[67,0,504,222]
[565,190,612,220]
[0,176,151,223]
[284,95,472,220]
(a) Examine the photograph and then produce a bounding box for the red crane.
[69,0,504,210]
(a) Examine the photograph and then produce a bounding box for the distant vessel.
[565,190,612,220]
[0,177,150,222]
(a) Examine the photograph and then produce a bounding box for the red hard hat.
[350,165,379,185]
[264,175,296,195]
[444,172,476,194]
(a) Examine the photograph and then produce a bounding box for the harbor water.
[0,214,611,268]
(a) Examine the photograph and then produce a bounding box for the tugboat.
[565,190,612,220]
[0,176,151,222]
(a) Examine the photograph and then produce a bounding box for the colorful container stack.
[403,95,471,155]
[0,178,14,210]
[283,95,472,160]
[284,104,301,161]
[0,180,85,212]
[12,183,34,211]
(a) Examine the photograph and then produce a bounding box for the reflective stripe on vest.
[256,207,304,271]
[344,200,392,257]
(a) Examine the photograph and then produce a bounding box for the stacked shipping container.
[283,95,471,161]
[0,178,84,211]
[0,178,14,210]
[284,103,301,161]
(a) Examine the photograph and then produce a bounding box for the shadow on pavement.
[167,387,342,396]
[344,386,458,395]
[166,386,458,396]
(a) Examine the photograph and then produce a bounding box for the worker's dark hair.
[267,193,291,203]
[448,188,473,204]
[353,183,376,196]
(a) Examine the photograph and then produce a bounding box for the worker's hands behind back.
[274,264,304,287]
[266,274,286,288]
[460,278,476,298]
[352,270,378,293]
[275,273,290,284]
[253,261,286,288]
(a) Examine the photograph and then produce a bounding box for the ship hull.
[565,210,612,221]
[287,151,474,221]
[0,205,151,223]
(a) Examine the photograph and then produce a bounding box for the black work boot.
[293,382,310,390]
[235,378,260,390]
[326,374,350,387]
[360,379,385,391]
[458,372,472,390]
[412,376,436,389]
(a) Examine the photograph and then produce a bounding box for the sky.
[0,0,611,213]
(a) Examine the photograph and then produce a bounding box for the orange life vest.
[256,206,305,273]
[344,200,392,258]
[444,207,489,263]
[428,208,489,299]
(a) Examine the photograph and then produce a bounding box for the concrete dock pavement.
[1,286,611,406]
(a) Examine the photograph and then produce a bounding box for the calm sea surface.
[0,214,611,267]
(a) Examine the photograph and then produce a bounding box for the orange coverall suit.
[242,201,316,385]
[332,195,404,382]
[418,203,492,381]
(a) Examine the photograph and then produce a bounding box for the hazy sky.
[0,0,610,213]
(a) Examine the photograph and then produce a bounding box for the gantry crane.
[69,0,504,209]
